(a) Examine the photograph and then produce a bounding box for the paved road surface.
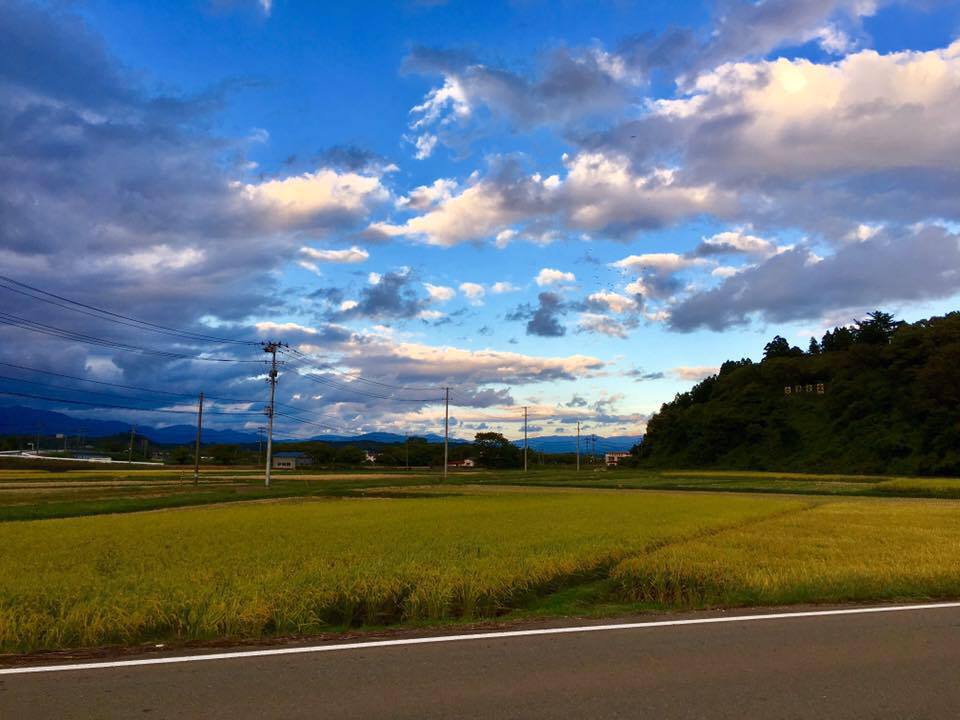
[2,604,959,719]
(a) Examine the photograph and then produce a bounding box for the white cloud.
[339,300,359,312]
[491,281,519,294]
[417,309,444,320]
[711,265,741,278]
[459,282,486,304]
[815,25,854,55]
[495,229,518,248]
[587,291,638,313]
[368,151,731,247]
[412,134,438,160]
[535,268,576,287]
[671,365,719,381]
[625,278,651,296]
[612,253,705,273]
[423,283,456,302]
[297,260,321,276]
[368,272,382,285]
[846,223,883,242]
[398,179,458,210]
[369,178,528,247]
[243,168,389,225]
[113,245,205,273]
[254,321,319,335]
[299,245,369,264]
[698,230,778,257]
[559,153,730,233]
[657,41,960,178]
[577,313,629,338]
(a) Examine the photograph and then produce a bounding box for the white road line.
[3,601,959,676]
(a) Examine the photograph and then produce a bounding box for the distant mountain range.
[0,406,640,451]
[514,435,643,453]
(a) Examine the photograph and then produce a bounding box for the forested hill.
[638,311,960,476]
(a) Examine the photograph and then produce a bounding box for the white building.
[604,451,631,467]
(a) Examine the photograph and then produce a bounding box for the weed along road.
[3,602,959,719]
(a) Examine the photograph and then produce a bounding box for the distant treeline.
[638,311,960,475]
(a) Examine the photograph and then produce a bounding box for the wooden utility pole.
[443,387,449,482]
[127,424,136,464]
[193,391,204,485]
[263,342,280,487]
[576,420,580,472]
[523,406,528,473]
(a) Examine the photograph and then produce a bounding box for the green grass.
[2,467,960,524]
[612,499,960,608]
[0,491,798,653]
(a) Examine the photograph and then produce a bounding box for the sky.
[1,0,960,441]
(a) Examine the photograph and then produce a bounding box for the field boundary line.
[3,602,959,676]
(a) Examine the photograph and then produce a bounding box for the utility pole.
[263,342,281,488]
[443,387,449,482]
[576,420,580,472]
[127,424,136,464]
[193,391,204,485]
[523,406,528,473]
[257,426,264,466]
[35,424,41,456]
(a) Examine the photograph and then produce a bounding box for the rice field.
[0,491,798,653]
[613,499,960,607]
[2,471,960,655]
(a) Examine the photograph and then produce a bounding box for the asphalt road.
[3,604,959,719]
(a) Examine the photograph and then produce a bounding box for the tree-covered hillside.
[638,312,960,475]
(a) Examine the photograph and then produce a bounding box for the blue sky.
[2,0,960,439]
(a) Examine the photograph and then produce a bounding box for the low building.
[272,451,312,470]
[364,450,378,464]
[604,451,631,467]
[73,453,113,463]
[449,458,476,468]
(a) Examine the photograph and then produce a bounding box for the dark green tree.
[473,432,522,468]
[854,310,901,345]
[763,335,803,360]
[335,446,366,464]
[821,326,856,352]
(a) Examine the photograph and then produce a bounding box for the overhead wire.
[0,276,259,346]
[0,311,264,363]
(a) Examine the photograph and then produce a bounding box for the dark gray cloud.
[333,271,428,321]
[314,145,392,173]
[508,292,570,338]
[405,0,880,157]
[565,394,588,408]
[668,227,960,332]
[403,44,634,157]
[626,368,666,381]
[527,293,568,337]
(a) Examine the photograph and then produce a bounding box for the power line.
[0,311,264,363]
[0,390,262,416]
[0,276,259,346]
[0,360,364,428]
